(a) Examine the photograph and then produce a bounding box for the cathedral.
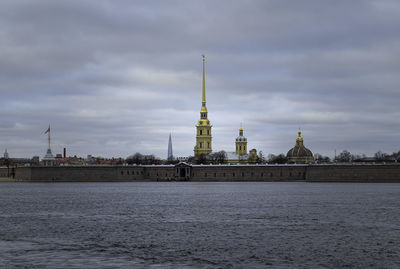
[194,55,212,156]
[193,56,258,163]
[193,55,313,164]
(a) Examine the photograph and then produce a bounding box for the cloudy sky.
[1,0,400,159]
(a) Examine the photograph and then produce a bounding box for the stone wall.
[15,166,145,181]
[306,164,400,182]
[191,165,307,181]
[0,167,10,178]
[12,164,400,182]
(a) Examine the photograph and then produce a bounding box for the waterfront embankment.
[7,163,400,182]
[0,177,16,182]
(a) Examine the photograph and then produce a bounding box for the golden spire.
[202,54,206,106]
[200,55,207,114]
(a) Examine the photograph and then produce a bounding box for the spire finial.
[296,128,303,146]
[202,54,206,106]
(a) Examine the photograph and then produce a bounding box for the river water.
[0,182,399,268]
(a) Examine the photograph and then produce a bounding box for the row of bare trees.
[124,149,400,165]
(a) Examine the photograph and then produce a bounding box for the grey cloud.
[1,0,400,159]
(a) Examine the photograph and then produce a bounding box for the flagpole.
[48,125,51,150]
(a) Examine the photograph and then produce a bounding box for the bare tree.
[335,150,352,163]
[210,151,226,164]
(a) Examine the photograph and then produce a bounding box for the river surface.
[0,182,399,268]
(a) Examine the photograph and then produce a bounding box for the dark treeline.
[123,150,400,165]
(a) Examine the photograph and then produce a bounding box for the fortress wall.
[191,165,307,181]
[14,167,31,180]
[15,166,144,181]
[143,166,175,181]
[12,164,400,182]
[0,167,11,178]
[26,166,120,181]
[306,164,400,182]
[116,166,145,181]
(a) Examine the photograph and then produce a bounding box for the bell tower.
[235,126,247,156]
[194,55,212,156]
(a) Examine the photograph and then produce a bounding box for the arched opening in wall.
[200,130,203,135]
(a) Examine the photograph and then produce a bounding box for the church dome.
[286,130,314,163]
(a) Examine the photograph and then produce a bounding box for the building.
[286,129,314,164]
[225,127,259,164]
[42,125,56,166]
[167,133,173,161]
[194,55,212,156]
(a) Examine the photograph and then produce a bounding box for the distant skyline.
[1,0,400,159]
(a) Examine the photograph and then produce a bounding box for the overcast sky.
[1,0,400,159]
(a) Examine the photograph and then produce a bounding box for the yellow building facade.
[235,128,247,155]
[194,55,212,156]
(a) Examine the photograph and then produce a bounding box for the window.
[242,172,245,177]
[261,173,264,177]
[223,173,226,177]
[214,173,216,177]
[121,171,124,175]
[200,130,203,135]
[233,172,235,177]
[205,172,207,177]
[208,142,210,148]
[244,146,246,151]
[200,142,203,148]
[127,171,130,175]
[251,172,254,177]
[207,130,210,135]
[240,146,242,150]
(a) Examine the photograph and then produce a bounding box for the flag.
[44,125,50,134]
